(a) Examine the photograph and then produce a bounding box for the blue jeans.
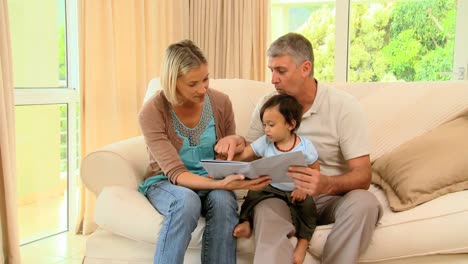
[146,181,238,264]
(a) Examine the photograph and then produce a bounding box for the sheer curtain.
[0,0,21,262]
[189,0,270,80]
[77,0,189,234]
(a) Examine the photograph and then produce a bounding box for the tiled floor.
[20,231,87,264]
[18,193,68,244]
[18,192,86,264]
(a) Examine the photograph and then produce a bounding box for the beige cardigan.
[138,88,236,184]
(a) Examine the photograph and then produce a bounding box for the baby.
[233,93,320,264]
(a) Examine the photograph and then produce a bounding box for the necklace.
[274,133,297,152]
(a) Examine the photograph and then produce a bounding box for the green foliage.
[383,29,422,81]
[386,0,457,81]
[390,0,456,50]
[291,0,456,82]
[58,25,67,81]
[349,3,392,82]
[59,105,68,172]
[298,5,336,82]
[415,41,454,81]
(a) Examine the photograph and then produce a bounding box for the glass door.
[9,0,79,244]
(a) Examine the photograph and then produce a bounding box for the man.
[245,33,382,264]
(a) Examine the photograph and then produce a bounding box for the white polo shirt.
[245,82,370,177]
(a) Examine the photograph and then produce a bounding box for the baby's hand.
[291,189,307,203]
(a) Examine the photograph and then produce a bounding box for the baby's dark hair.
[260,93,303,132]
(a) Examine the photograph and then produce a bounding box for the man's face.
[268,55,308,97]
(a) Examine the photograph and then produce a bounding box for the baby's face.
[262,106,294,143]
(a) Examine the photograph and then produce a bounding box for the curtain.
[189,0,269,80]
[76,0,189,235]
[0,0,21,263]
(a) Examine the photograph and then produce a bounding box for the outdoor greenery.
[296,0,456,82]
[59,105,67,173]
[58,24,67,82]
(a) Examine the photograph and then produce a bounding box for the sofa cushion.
[371,116,468,211]
[358,185,468,261]
[309,185,468,261]
[91,185,468,262]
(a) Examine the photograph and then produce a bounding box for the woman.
[138,40,271,264]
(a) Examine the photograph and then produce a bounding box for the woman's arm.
[139,95,189,183]
[175,171,271,191]
[170,90,270,190]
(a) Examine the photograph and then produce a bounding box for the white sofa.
[81,78,468,264]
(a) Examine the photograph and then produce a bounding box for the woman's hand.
[214,135,246,160]
[217,174,271,190]
[288,166,330,196]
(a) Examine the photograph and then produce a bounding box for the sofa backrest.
[340,81,468,161]
[209,79,275,136]
[145,78,468,162]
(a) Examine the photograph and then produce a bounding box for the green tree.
[298,3,394,82]
[298,5,336,82]
[415,42,454,81]
[291,0,456,82]
[58,25,67,82]
[384,0,456,81]
[349,3,392,82]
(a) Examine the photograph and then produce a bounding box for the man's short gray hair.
[267,33,314,76]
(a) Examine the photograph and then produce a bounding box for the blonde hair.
[160,40,207,105]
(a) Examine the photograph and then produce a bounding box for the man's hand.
[291,189,307,203]
[288,166,330,196]
[214,135,246,160]
[218,174,271,191]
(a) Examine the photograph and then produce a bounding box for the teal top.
[138,95,216,195]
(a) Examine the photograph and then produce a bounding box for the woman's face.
[176,64,209,106]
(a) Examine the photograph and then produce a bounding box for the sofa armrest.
[80,136,149,195]
[95,186,162,244]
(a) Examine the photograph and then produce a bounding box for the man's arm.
[323,155,371,194]
[288,155,371,196]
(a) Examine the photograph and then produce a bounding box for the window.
[270,0,467,82]
[10,0,80,244]
[271,0,336,82]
